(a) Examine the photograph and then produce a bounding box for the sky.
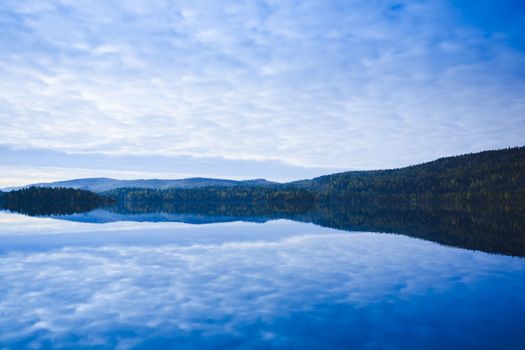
[0,0,524,186]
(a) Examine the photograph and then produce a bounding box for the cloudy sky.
[0,0,524,186]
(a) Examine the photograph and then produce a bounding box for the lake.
[0,206,524,349]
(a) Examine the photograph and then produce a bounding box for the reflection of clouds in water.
[1,233,525,349]
[0,211,194,235]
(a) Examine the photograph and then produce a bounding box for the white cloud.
[0,0,524,172]
[0,145,343,186]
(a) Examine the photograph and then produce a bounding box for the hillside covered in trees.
[2,147,524,209]
[105,147,525,204]
[105,186,315,204]
[291,146,525,202]
[2,147,524,256]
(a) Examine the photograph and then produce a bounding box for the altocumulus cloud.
[0,0,524,176]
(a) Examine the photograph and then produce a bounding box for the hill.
[3,147,524,203]
[105,147,525,204]
[4,177,277,193]
[291,146,525,202]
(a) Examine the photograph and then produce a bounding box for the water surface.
[0,210,524,349]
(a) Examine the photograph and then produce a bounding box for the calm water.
[0,209,524,349]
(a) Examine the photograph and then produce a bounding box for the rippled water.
[0,211,524,349]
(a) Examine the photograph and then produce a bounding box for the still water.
[0,209,524,349]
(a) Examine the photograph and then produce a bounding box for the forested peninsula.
[0,187,113,216]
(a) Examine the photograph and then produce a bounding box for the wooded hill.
[2,147,524,206]
[292,146,525,202]
[105,147,525,204]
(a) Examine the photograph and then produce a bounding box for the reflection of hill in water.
[4,200,525,257]
[52,209,269,225]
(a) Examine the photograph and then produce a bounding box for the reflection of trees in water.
[2,193,524,257]
[305,203,525,257]
[111,200,525,257]
[112,200,313,218]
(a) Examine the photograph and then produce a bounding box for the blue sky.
[0,0,524,186]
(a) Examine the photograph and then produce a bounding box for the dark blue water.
[0,211,524,349]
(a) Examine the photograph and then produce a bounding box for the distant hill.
[4,177,278,193]
[4,146,524,203]
[104,147,525,204]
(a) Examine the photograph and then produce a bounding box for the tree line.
[0,186,114,216]
[2,147,524,214]
[292,146,525,203]
[104,146,525,204]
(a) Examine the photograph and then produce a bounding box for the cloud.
[0,227,524,349]
[0,0,524,175]
[0,145,343,186]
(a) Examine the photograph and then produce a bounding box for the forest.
[1,147,524,255]
[293,146,525,203]
[105,186,316,204]
[0,186,114,216]
[105,147,525,204]
[1,147,524,213]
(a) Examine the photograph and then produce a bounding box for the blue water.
[0,211,524,349]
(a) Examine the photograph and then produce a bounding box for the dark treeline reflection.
[3,198,517,257]
[107,200,525,257]
[2,192,524,257]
